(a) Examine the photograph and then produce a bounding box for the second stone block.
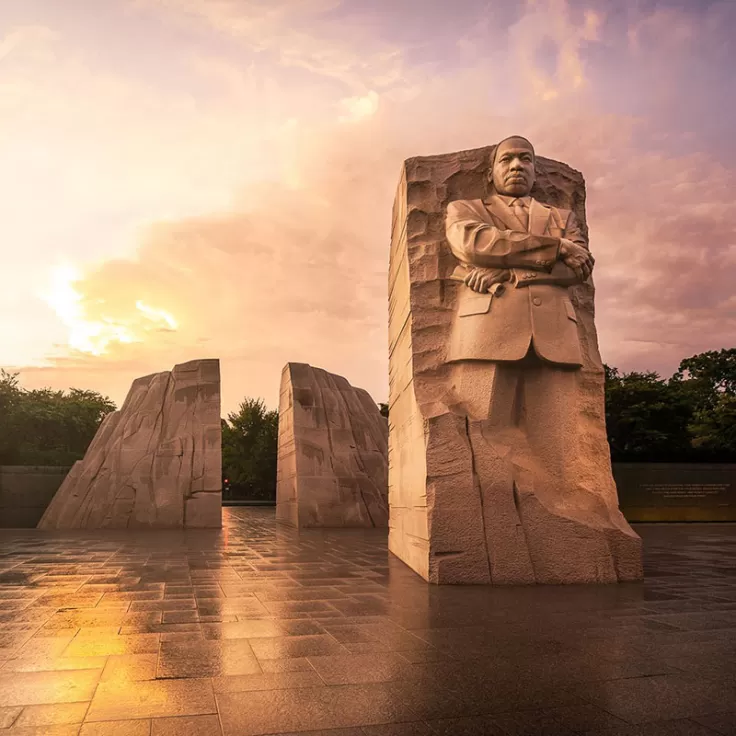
[276,362,389,528]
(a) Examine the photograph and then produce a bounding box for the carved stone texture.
[38,359,222,529]
[388,144,643,584]
[276,363,389,528]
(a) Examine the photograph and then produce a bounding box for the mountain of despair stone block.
[38,359,222,529]
[276,363,388,528]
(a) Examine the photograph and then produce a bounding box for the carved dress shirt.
[497,194,531,232]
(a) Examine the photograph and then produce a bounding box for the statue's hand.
[560,239,595,281]
[464,267,509,294]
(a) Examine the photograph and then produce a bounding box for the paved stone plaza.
[0,509,735,735]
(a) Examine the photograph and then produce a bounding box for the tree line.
[606,349,736,462]
[1,348,735,497]
[0,370,116,466]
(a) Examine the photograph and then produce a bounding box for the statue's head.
[490,135,536,197]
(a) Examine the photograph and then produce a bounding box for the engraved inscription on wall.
[642,483,731,503]
[613,464,736,508]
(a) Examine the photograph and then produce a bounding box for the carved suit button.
[532,297,542,306]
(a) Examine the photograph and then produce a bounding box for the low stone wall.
[1,463,733,528]
[614,463,736,522]
[0,466,71,528]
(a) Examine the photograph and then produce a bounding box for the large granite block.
[276,363,388,528]
[388,140,642,584]
[38,359,222,529]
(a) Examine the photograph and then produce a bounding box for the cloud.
[131,0,406,92]
[507,0,603,100]
[0,25,58,63]
[339,90,380,123]
[40,264,179,356]
[0,17,320,364]
[5,0,736,413]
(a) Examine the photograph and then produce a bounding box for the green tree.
[677,348,736,397]
[674,349,736,460]
[222,397,279,501]
[0,370,22,463]
[604,366,693,462]
[688,394,736,459]
[0,371,116,466]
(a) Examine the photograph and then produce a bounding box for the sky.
[2,0,735,415]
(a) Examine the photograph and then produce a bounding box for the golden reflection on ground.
[0,509,733,734]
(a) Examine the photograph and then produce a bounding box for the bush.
[222,398,278,501]
[0,370,115,466]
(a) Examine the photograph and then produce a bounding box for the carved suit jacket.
[445,194,587,366]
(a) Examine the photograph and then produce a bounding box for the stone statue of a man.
[441,135,638,584]
[446,135,593,374]
[387,135,641,584]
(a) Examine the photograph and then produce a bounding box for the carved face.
[491,138,536,197]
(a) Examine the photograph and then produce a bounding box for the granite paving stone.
[0,669,100,707]
[248,634,349,660]
[157,638,261,678]
[258,657,315,673]
[305,652,414,685]
[85,679,217,721]
[361,725,436,736]
[150,714,223,735]
[99,653,159,682]
[0,510,734,735]
[11,701,89,727]
[212,670,324,693]
[575,672,736,724]
[256,731,364,736]
[583,719,726,736]
[0,706,22,728]
[216,683,421,735]
[78,720,152,736]
[2,724,83,735]
[691,711,736,735]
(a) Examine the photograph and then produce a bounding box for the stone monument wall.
[38,359,222,529]
[0,466,72,528]
[277,363,389,528]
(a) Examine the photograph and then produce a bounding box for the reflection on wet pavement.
[0,508,735,735]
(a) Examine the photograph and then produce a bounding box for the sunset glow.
[2,0,735,413]
[41,266,178,357]
[135,301,178,332]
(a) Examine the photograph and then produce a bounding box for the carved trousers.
[450,350,581,473]
[448,349,582,583]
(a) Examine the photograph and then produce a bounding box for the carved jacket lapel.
[483,194,525,232]
[528,198,551,236]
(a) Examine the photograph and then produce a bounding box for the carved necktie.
[511,198,529,231]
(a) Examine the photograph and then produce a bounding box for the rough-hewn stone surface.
[38,359,222,529]
[388,145,643,584]
[276,363,388,528]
